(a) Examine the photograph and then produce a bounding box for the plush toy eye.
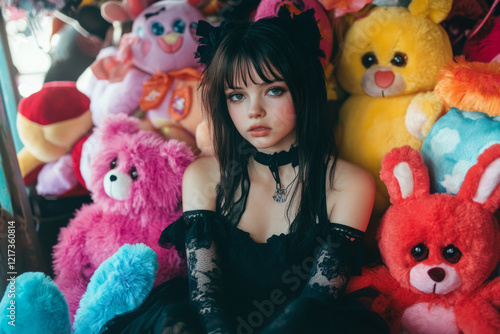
[442,245,462,264]
[110,157,118,169]
[411,243,429,262]
[151,22,165,36]
[129,167,138,181]
[361,52,378,69]
[189,22,198,36]
[391,52,408,67]
[173,19,186,34]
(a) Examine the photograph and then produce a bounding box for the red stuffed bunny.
[347,144,500,334]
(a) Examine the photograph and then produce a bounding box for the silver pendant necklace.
[272,170,299,203]
[253,145,299,203]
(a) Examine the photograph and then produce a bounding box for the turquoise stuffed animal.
[0,244,158,334]
[421,57,500,195]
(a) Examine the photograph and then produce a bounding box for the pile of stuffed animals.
[16,0,207,197]
[2,113,195,333]
[1,0,499,333]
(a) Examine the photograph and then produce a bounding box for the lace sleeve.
[301,224,362,303]
[183,211,232,334]
[262,224,363,334]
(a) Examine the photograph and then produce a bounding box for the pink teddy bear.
[52,113,195,322]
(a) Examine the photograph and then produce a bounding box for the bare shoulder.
[182,155,220,211]
[326,157,376,232]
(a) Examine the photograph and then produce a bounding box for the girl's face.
[225,66,296,153]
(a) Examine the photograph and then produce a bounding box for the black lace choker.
[253,146,299,203]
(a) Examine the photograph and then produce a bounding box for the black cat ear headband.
[194,6,325,66]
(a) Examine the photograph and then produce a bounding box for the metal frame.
[0,12,47,293]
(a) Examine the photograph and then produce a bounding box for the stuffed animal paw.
[73,243,158,334]
[0,244,158,334]
[0,272,70,334]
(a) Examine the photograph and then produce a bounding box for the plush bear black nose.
[428,267,445,282]
[110,175,117,182]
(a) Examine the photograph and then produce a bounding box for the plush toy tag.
[166,68,201,121]
[140,73,173,111]
[169,86,192,122]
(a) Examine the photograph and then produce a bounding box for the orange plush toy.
[347,145,500,334]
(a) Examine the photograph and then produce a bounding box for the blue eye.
[268,87,284,96]
[173,19,186,33]
[137,27,143,38]
[228,93,244,102]
[151,22,164,36]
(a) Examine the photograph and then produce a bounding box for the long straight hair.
[199,10,337,246]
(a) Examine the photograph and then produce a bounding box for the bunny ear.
[380,146,430,204]
[100,1,132,23]
[457,144,500,213]
[408,0,452,24]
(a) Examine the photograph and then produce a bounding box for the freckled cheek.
[141,40,152,56]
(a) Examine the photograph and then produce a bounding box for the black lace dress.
[101,165,388,334]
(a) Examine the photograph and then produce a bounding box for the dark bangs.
[206,21,292,95]
[223,50,285,90]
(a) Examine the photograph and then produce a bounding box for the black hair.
[199,8,337,247]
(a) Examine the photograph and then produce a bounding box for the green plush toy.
[335,0,453,218]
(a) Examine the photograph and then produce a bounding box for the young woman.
[102,7,388,334]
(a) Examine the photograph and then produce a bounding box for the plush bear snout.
[103,170,132,200]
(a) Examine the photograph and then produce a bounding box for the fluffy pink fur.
[52,114,195,322]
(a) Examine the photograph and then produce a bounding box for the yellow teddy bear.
[336,0,453,217]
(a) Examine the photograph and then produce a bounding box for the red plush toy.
[347,145,500,334]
